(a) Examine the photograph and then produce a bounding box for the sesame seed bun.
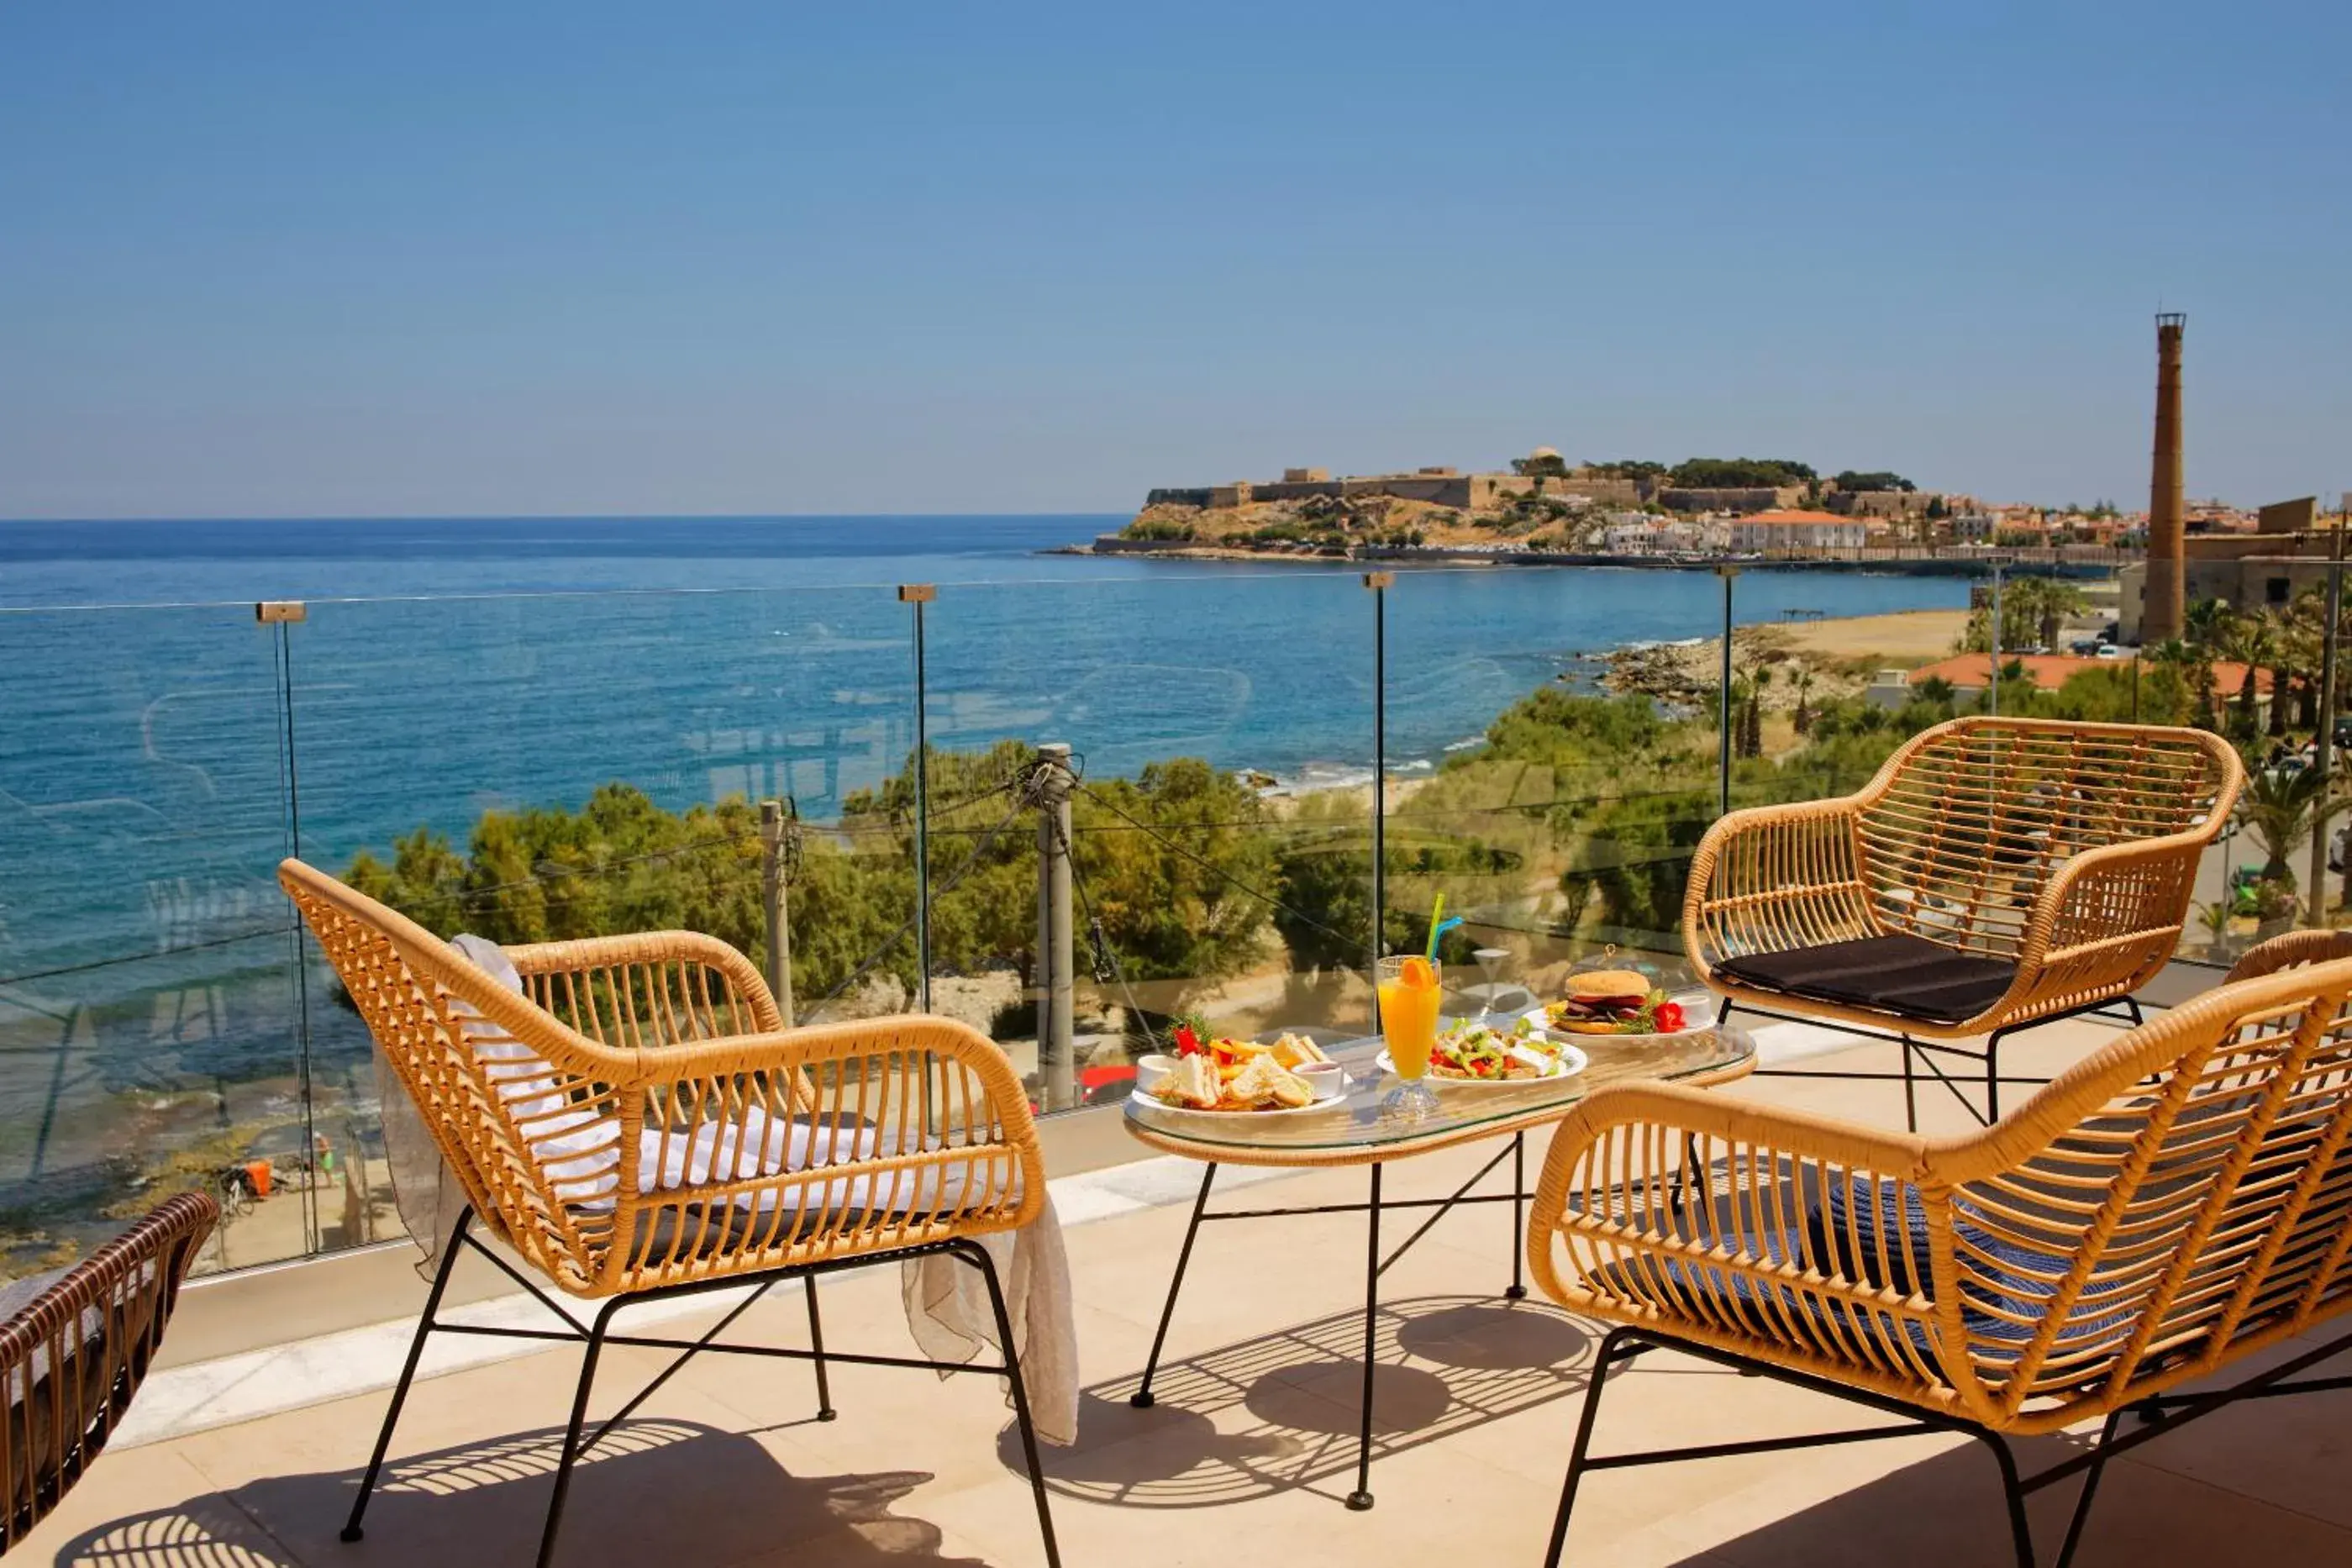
[1565,969,1650,1000]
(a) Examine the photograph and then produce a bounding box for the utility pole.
[760,799,796,1027]
[2308,508,2349,926]
[1034,744,1076,1113]
[1988,563,2003,717]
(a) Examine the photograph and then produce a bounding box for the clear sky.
[3,3,2345,519]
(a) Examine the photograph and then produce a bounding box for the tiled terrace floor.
[25,1020,2352,1566]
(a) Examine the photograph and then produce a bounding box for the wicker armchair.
[278,860,1058,1568]
[0,1192,215,1555]
[1527,950,2352,1568]
[1686,716,2242,1124]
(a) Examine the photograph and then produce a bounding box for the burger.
[1546,969,1660,1034]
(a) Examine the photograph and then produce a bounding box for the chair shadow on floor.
[56,1419,987,1568]
[1000,1292,1615,1509]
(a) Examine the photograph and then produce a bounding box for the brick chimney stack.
[2143,313,2187,645]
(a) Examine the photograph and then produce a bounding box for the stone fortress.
[1146,451,1652,513]
[1146,450,1945,521]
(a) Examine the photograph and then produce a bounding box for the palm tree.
[2006,576,2088,651]
[2237,764,2331,888]
[1791,667,1815,736]
[2226,613,2276,736]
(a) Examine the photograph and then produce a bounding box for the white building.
[1727,509,1869,552]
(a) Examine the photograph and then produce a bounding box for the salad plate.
[1376,1017,1586,1085]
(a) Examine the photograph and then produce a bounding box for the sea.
[0,515,1969,1259]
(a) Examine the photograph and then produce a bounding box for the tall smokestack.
[2142,313,2187,645]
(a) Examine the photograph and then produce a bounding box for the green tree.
[1831,470,1916,494]
[2237,765,2331,888]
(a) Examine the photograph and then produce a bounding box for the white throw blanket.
[901,1197,1080,1446]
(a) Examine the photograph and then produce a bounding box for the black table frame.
[1125,1129,1531,1509]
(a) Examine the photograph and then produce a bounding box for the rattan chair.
[278,859,1059,1568]
[1686,716,2242,1127]
[0,1192,215,1555]
[1527,947,2352,1568]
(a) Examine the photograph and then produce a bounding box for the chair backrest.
[0,1192,214,1555]
[2222,928,2352,984]
[1856,718,2239,958]
[1930,953,2352,1422]
[280,859,636,1293]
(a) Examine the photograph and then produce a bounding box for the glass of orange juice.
[1376,955,1444,1123]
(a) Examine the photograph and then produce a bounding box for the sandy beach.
[1776,608,1971,666]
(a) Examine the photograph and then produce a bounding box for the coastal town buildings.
[2115,496,2344,640]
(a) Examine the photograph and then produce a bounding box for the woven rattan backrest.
[1934,956,2352,1416]
[280,860,632,1292]
[1856,718,2235,958]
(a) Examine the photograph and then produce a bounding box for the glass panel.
[290,587,920,1250]
[923,571,1378,1114]
[0,603,301,1278]
[1380,563,1976,1010]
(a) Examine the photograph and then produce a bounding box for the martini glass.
[1472,947,1510,1018]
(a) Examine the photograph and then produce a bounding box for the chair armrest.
[602,1016,1043,1285]
[1529,1082,1960,1396]
[2001,833,2207,1008]
[503,931,783,1044]
[1683,796,1874,975]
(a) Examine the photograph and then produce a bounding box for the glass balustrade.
[11,555,2252,1284]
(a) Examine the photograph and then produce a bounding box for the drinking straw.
[1424,897,1462,964]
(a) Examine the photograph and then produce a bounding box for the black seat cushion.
[1716,933,2016,1025]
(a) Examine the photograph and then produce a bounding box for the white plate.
[1138,1081,1350,1119]
[1539,993,1715,1044]
[1376,1040,1587,1085]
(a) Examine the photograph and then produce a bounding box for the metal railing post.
[1715,566,1737,817]
[900,584,936,1010]
[1365,573,1392,1017]
[1034,745,1076,1113]
[760,799,796,1027]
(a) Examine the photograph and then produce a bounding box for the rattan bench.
[1685,716,2242,1126]
[1528,934,2352,1568]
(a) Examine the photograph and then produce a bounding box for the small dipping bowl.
[1293,1061,1347,1102]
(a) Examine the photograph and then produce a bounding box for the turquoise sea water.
[0,516,1968,1258]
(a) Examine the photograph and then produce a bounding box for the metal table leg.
[1346,1160,1383,1511]
[1130,1161,1218,1408]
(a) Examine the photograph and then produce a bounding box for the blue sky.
[3,3,2345,518]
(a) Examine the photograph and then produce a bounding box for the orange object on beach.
[244,1160,273,1199]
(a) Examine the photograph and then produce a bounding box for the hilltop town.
[1096,449,2233,566]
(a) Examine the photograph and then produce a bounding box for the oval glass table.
[1118,1022,1757,1508]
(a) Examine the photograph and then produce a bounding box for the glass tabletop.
[1123,1022,1756,1155]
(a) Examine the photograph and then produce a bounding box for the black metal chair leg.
[1902,1035,1919,1133]
[804,1276,836,1420]
[962,1241,1063,1568]
[1347,1162,1383,1512]
[1543,1325,1638,1568]
[1979,1432,2038,1568]
[534,1297,620,1568]
[343,1209,471,1543]
[2054,1410,2123,1568]
[1131,1161,1218,1408]
[1986,1029,2006,1123]
[1506,1133,1529,1301]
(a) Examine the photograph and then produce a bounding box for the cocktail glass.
[1472,947,1510,1018]
[1376,955,1444,1123]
